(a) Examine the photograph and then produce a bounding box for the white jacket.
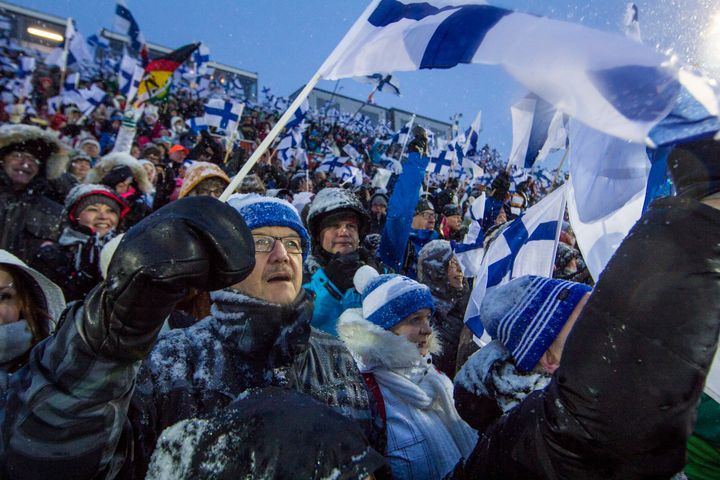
[338,308,477,480]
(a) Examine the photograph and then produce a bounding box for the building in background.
[0,1,67,54]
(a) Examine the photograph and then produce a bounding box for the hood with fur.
[0,124,68,180]
[85,152,154,194]
[337,308,441,372]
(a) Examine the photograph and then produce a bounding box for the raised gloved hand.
[406,126,428,157]
[83,196,256,361]
[667,137,720,200]
[324,251,364,292]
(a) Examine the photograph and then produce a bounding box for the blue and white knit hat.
[228,193,310,259]
[481,275,592,372]
[353,265,435,330]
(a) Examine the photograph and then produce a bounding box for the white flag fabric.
[568,119,651,223]
[204,99,244,133]
[566,179,645,282]
[507,96,535,171]
[464,184,566,337]
[118,54,143,102]
[319,0,680,143]
[535,109,567,164]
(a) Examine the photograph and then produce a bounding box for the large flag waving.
[135,43,199,106]
[464,184,566,338]
[318,0,680,143]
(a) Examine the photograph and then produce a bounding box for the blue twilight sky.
[14,0,720,168]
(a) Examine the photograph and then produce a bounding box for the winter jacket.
[1,288,384,480]
[379,152,430,275]
[0,174,63,263]
[47,171,79,204]
[304,267,361,336]
[416,240,469,378]
[446,196,720,479]
[453,341,551,433]
[338,309,477,480]
[31,226,112,302]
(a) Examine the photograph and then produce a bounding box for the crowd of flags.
[6,0,720,360]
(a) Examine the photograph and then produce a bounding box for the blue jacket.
[304,268,361,336]
[378,151,430,275]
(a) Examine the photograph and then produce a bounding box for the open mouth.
[266,272,292,283]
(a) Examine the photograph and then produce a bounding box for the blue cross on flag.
[317,155,347,174]
[463,184,567,338]
[204,98,244,133]
[426,149,452,176]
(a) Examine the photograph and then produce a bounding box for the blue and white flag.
[319,0,680,143]
[63,72,79,93]
[45,20,92,68]
[204,99,244,133]
[193,43,211,76]
[276,130,307,169]
[426,148,453,177]
[464,183,566,337]
[453,192,486,277]
[317,155,347,174]
[285,98,309,129]
[16,56,35,98]
[359,73,401,96]
[463,111,482,157]
[87,33,110,50]
[78,84,107,115]
[391,116,414,146]
[339,165,364,186]
[114,0,145,52]
[508,94,557,171]
[118,53,143,101]
[186,116,208,133]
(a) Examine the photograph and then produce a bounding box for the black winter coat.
[447,196,720,479]
[1,289,385,480]
[0,173,62,263]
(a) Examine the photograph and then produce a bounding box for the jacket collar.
[209,288,312,367]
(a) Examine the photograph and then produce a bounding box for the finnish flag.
[186,116,208,133]
[204,99,244,133]
[63,72,79,93]
[317,155,347,174]
[285,99,309,129]
[464,183,566,338]
[114,0,145,52]
[193,43,210,76]
[463,111,481,157]
[118,53,143,101]
[319,0,680,143]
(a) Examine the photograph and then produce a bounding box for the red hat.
[169,144,190,155]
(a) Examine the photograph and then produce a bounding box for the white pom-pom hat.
[353,265,435,330]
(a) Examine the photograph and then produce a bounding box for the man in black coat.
[447,137,720,478]
[1,194,384,480]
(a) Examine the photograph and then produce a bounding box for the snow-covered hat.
[353,265,434,330]
[228,194,310,259]
[64,183,129,222]
[480,275,591,372]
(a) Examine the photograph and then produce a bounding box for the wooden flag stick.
[219,72,321,201]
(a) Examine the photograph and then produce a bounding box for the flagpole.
[551,144,571,189]
[396,113,416,162]
[58,17,72,91]
[219,71,321,201]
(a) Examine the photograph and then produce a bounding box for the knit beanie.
[65,184,129,222]
[481,275,591,372]
[228,194,310,259]
[353,265,435,330]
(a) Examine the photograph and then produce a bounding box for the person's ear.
[538,349,560,375]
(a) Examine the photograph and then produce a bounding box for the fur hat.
[228,193,310,259]
[85,152,154,194]
[0,124,68,180]
[178,161,230,199]
[353,265,434,330]
[480,275,591,372]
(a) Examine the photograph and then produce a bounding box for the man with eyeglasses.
[0,125,66,263]
[1,194,384,479]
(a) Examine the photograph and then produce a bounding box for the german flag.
[135,42,199,106]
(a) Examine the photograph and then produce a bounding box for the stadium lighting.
[27,27,63,42]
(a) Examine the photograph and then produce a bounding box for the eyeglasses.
[5,151,40,167]
[252,235,303,254]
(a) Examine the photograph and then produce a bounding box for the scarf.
[0,320,33,366]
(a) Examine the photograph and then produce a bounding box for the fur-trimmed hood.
[337,308,441,371]
[85,152,154,194]
[0,124,68,180]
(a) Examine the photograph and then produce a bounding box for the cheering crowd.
[0,26,719,480]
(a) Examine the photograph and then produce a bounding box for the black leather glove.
[324,251,364,293]
[82,196,256,361]
[406,126,428,157]
[667,137,720,200]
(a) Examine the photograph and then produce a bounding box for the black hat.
[415,198,435,215]
[101,165,133,189]
[442,203,461,217]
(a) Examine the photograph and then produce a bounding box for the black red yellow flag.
[135,42,199,105]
